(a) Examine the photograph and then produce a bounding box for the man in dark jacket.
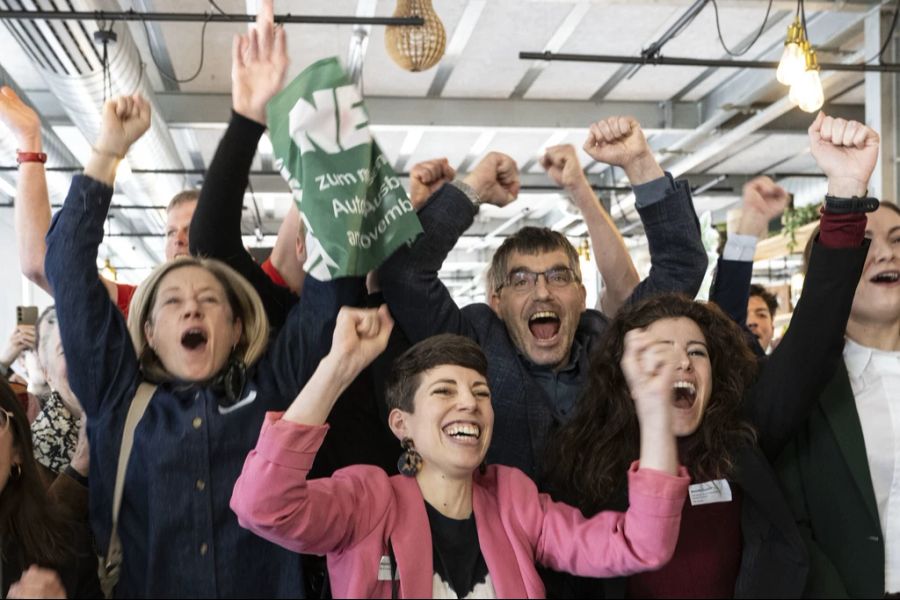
[379,117,708,482]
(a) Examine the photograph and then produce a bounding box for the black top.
[425,502,491,598]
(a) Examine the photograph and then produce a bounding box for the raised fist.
[95,94,151,159]
[809,112,880,198]
[0,86,41,148]
[328,305,394,381]
[541,144,588,190]
[232,0,289,125]
[462,152,520,207]
[409,158,455,210]
[583,116,663,185]
[737,176,791,238]
[620,329,677,425]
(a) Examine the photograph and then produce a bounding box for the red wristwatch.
[16,150,48,164]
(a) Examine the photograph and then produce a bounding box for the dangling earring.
[397,438,422,477]
[11,464,22,479]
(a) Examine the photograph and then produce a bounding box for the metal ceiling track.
[0,9,423,26]
[519,51,900,73]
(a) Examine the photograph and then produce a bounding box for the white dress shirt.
[845,338,900,592]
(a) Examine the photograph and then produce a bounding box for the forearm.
[14,134,53,292]
[190,111,264,259]
[282,354,355,426]
[637,416,678,476]
[269,203,304,293]
[569,180,639,316]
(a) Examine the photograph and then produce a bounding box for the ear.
[578,282,587,311]
[143,319,156,351]
[231,317,243,348]
[488,291,502,316]
[387,408,410,442]
[295,234,307,264]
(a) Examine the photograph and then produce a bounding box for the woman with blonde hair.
[43,91,313,596]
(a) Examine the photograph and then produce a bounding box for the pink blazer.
[231,413,689,599]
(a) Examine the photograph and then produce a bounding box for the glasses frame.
[496,266,581,294]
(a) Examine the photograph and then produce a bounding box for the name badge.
[377,555,396,581]
[689,479,733,506]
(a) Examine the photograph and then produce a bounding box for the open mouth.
[672,381,697,409]
[871,270,900,285]
[181,328,208,351]
[442,422,481,442]
[528,310,561,341]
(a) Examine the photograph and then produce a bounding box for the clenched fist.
[95,95,152,159]
[462,152,520,207]
[541,145,588,191]
[409,158,455,210]
[737,176,791,238]
[809,112,880,198]
[583,116,663,185]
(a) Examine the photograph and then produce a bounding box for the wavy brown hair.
[0,379,71,567]
[545,294,758,515]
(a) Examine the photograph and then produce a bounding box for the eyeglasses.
[0,409,13,433]
[498,267,580,293]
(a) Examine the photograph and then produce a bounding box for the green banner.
[267,57,422,279]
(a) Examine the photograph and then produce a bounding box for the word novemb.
[346,199,415,248]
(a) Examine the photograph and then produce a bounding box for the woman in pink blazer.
[232,306,689,599]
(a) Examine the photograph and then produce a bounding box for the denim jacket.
[44,175,319,598]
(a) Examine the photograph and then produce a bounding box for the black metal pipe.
[519,51,900,73]
[0,9,424,26]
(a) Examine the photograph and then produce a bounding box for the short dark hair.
[166,189,199,212]
[385,334,488,413]
[749,284,778,317]
[487,227,581,293]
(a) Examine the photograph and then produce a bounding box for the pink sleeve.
[534,462,689,577]
[230,411,392,555]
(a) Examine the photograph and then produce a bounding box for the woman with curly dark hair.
[0,377,100,598]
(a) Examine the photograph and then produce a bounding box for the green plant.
[781,202,822,252]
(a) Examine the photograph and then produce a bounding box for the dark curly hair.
[545,294,758,515]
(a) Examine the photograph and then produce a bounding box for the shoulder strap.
[103,382,157,586]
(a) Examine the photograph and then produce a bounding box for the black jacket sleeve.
[189,111,297,331]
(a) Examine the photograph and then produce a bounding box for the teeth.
[529,311,559,322]
[672,381,696,395]
[873,271,899,282]
[443,423,481,438]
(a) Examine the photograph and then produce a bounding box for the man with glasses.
[379,116,708,482]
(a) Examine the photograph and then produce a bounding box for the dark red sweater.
[627,485,743,599]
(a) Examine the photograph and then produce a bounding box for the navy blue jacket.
[379,179,708,482]
[44,175,319,598]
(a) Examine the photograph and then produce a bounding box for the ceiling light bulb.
[789,48,824,113]
[385,0,446,72]
[777,42,806,85]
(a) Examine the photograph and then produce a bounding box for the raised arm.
[190,0,297,329]
[709,176,790,354]
[541,144,639,317]
[744,114,877,460]
[584,117,708,306]
[231,306,395,553]
[44,95,150,417]
[533,334,688,576]
[379,152,519,342]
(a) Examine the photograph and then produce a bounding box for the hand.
[620,329,677,426]
[95,95,151,158]
[737,176,790,238]
[409,158,455,210]
[808,112,880,198]
[0,86,42,150]
[69,418,89,478]
[583,116,663,185]
[540,144,588,191]
[7,566,66,599]
[462,152,520,207]
[327,305,394,384]
[0,325,35,369]
[232,0,289,125]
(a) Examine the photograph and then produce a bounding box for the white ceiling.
[0,0,885,304]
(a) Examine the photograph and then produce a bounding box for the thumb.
[808,111,825,139]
